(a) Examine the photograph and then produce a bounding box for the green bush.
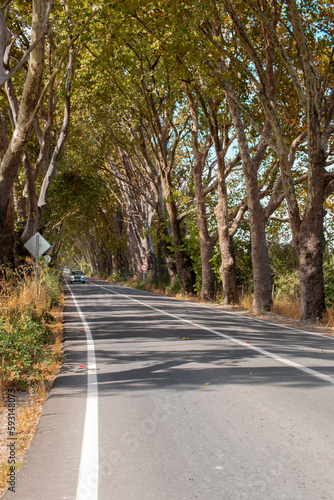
[324,253,334,307]
[0,266,63,391]
[273,269,300,299]
[111,270,122,282]
[39,266,63,308]
[0,315,53,385]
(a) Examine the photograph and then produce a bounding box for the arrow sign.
[24,232,51,259]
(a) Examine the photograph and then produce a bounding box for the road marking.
[93,283,334,385]
[67,285,99,500]
[88,279,334,340]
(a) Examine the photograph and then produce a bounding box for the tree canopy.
[1,0,334,322]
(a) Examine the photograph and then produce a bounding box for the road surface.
[4,278,334,499]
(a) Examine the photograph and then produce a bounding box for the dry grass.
[0,390,47,498]
[239,291,334,331]
[272,296,301,320]
[0,265,56,335]
[240,292,254,311]
[0,317,63,498]
[0,266,64,497]
[323,307,334,328]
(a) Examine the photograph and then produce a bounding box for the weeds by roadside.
[0,261,64,497]
[0,262,64,393]
[0,389,48,498]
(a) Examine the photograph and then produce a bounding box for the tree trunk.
[298,235,325,322]
[185,83,216,300]
[249,201,272,312]
[161,171,195,294]
[193,169,216,300]
[219,232,238,305]
[215,183,238,305]
[226,93,272,312]
[296,161,326,321]
[212,134,239,305]
[127,222,142,278]
[0,0,47,263]
[1,192,15,266]
[157,213,178,287]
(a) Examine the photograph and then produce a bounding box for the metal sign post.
[140,264,148,282]
[35,233,39,295]
[24,232,51,296]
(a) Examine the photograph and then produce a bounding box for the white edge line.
[93,282,334,385]
[66,284,99,500]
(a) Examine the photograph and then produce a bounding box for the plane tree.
[0,0,50,264]
[213,0,334,321]
[114,0,281,309]
[0,0,99,264]
[71,8,198,293]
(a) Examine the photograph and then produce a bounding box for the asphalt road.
[4,278,334,500]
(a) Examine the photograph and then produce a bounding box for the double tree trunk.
[21,45,73,245]
[226,94,272,312]
[214,164,239,304]
[209,107,239,305]
[185,84,217,300]
[161,172,195,294]
[194,184,216,300]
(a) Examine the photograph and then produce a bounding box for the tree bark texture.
[161,171,195,294]
[214,165,239,304]
[226,92,272,312]
[185,84,217,300]
[156,211,178,287]
[208,99,239,305]
[193,167,216,300]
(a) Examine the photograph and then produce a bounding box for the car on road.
[70,270,85,283]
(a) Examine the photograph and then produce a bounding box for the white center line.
[67,285,99,500]
[94,283,334,385]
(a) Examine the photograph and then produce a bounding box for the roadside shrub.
[111,270,122,282]
[39,266,63,308]
[0,264,63,392]
[273,269,300,299]
[0,315,54,389]
[323,253,334,307]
